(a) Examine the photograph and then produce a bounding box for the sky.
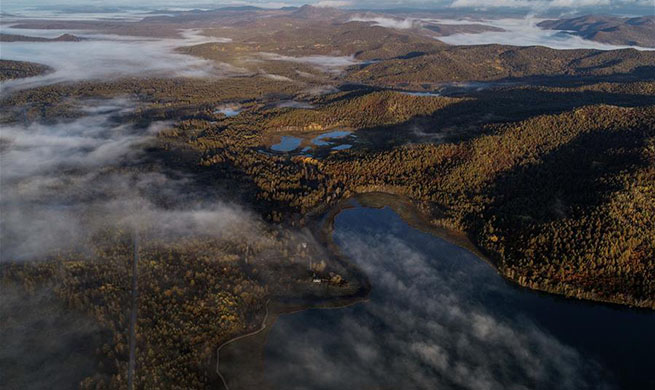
[1,0,654,15]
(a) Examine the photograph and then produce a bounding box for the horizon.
[2,0,654,17]
[2,2,655,389]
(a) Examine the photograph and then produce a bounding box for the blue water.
[264,203,655,390]
[311,131,351,146]
[215,107,241,117]
[331,144,352,150]
[401,91,441,97]
[271,136,302,152]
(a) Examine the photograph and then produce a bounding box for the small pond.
[214,106,241,117]
[269,131,355,154]
[311,131,352,146]
[270,136,302,152]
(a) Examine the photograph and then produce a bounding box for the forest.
[2,7,655,388]
[3,74,654,311]
[140,81,655,308]
[0,59,51,81]
[2,223,361,388]
[347,45,655,89]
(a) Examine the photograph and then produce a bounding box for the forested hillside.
[0,59,51,81]
[347,46,655,89]
[154,87,655,308]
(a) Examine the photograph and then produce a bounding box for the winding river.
[262,198,655,390]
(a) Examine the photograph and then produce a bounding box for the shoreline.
[215,299,271,390]
[214,189,654,388]
[208,198,373,390]
[343,191,655,311]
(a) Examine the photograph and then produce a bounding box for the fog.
[1,4,652,388]
[258,52,362,73]
[0,8,171,22]
[302,84,339,96]
[349,14,654,51]
[1,286,108,389]
[277,100,315,109]
[0,98,257,261]
[349,16,420,29]
[434,16,654,50]
[264,207,615,390]
[0,26,239,92]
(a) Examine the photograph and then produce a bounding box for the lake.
[263,199,655,390]
[311,131,352,146]
[269,131,355,153]
[271,136,302,152]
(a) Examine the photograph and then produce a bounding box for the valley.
[1,3,654,389]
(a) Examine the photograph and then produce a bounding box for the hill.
[538,15,655,48]
[347,45,655,89]
[0,33,83,42]
[0,59,51,81]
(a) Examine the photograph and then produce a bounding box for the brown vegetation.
[0,59,51,81]
[538,15,655,48]
[160,86,655,308]
[347,45,655,89]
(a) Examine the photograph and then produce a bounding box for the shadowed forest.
[1,4,654,389]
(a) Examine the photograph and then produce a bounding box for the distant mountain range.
[0,33,83,42]
[289,4,348,20]
[538,15,655,48]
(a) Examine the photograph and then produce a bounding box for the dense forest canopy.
[2,4,655,389]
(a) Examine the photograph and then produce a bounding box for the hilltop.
[538,15,655,48]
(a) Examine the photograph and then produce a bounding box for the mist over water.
[257,52,362,73]
[0,25,238,92]
[433,17,654,50]
[0,286,108,389]
[1,4,654,389]
[264,205,655,390]
[349,14,654,51]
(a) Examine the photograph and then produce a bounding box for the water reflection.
[311,131,352,146]
[264,203,655,390]
[269,131,355,154]
[271,136,302,152]
[214,105,241,117]
[401,91,441,97]
[331,144,352,150]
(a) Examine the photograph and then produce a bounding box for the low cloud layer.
[258,52,361,73]
[448,0,652,10]
[1,286,107,389]
[348,14,654,50]
[0,25,238,92]
[263,207,615,390]
[0,98,256,261]
[435,17,654,50]
[349,16,419,29]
